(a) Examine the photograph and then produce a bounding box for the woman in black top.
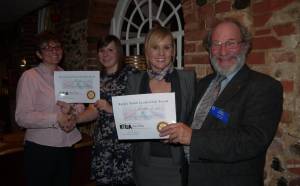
[77,35,137,186]
[127,26,196,186]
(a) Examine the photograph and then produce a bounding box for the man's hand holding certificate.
[112,93,176,140]
[54,71,100,103]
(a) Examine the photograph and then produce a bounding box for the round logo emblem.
[157,121,168,132]
[86,90,96,100]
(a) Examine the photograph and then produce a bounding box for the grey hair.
[202,18,252,54]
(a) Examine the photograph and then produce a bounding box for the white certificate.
[112,93,176,140]
[54,71,100,103]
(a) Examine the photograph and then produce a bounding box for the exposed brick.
[185,30,206,41]
[87,42,97,50]
[196,42,207,53]
[183,14,197,25]
[290,143,300,156]
[86,36,98,43]
[273,23,296,36]
[281,110,293,123]
[215,1,232,14]
[90,9,115,20]
[247,52,265,64]
[269,138,284,152]
[275,126,283,138]
[70,0,89,23]
[182,1,195,20]
[184,54,209,65]
[185,22,202,32]
[87,22,110,37]
[270,0,295,11]
[204,16,218,31]
[252,1,271,14]
[273,51,296,63]
[287,159,300,176]
[197,3,214,16]
[253,14,272,27]
[281,80,294,93]
[87,48,97,55]
[286,159,300,165]
[289,177,300,186]
[252,36,282,49]
[87,30,109,38]
[182,0,193,15]
[89,14,113,24]
[198,20,206,31]
[185,43,196,53]
[88,1,115,24]
[184,66,196,71]
[255,29,271,36]
[252,0,295,14]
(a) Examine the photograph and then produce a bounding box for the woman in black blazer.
[126,26,196,186]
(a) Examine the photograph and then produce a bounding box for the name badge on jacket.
[209,106,229,124]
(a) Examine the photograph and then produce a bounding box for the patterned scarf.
[147,63,174,81]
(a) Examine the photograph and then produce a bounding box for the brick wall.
[182,0,300,185]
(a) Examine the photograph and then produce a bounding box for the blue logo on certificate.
[209,106,229,124]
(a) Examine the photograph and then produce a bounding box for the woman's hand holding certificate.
[112,93,176,140]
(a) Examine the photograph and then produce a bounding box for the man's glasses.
[40,45,62,52]
[211,40,242,50]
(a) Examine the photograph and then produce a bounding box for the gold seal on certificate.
[157,121,168,131]
[86,90,96,100]
[54,71,100,103]
[112,93,176,139]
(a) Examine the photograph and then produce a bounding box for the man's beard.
[210,51,246,76]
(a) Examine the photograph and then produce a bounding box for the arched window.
[111,0,184,68]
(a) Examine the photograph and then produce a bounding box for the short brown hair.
[35,31,62,51]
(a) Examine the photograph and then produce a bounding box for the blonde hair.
[144,26,176,64]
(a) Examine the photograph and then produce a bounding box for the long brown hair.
[97,35,124,73]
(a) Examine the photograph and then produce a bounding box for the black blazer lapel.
[215,65,251,106]
[191,65,251,127]
[200,66,251,128]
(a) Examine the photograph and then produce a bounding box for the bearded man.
[159,18,283,186]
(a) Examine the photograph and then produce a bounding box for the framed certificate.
[112,93,176,140]
[54,71,100,103]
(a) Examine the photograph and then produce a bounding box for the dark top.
[127,69,196,165]
[91,65,138,185]
[138,70,182,157]
[188,65,283,186]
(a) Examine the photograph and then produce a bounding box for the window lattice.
[111,0,184,68]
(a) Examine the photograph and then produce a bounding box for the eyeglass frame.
[210,39,243,50]
[40,44,63,52]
